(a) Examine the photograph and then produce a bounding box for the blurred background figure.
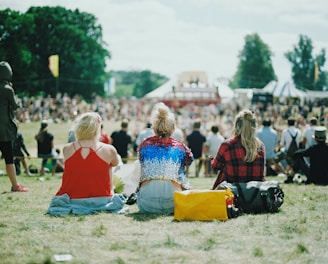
[99,123,111,144]
[186,119,206,177]
[203,125,224,177]
[35,120,57,176]
[13,124,32,176]
[111,119,132,163]
[135,122,154,150]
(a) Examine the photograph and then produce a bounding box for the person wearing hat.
[0,61,28,192]
[35,120,57,176]
[288,126,328,185]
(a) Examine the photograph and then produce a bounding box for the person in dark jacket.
[13,126,32,176]
[35,120,57,176]
[111,119,132,163]
[0,61,28,192]
[186,119,206,177]
[289,126,328,185]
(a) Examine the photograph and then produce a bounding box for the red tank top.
[56,143,112,198]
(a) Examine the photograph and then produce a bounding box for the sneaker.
[11,184,29,192]
[24,171,32,176]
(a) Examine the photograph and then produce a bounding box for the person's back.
[256,119,277,160]
[186,121,206,159]
[48,112,124,216]
[205,126,224,157]
[111,119,132,160]
[293,126,328,185]
[302,117,317,149]
[212,110,265,188]
[56,142,112,198]
[137,102,193,214]
[135,122,154,147]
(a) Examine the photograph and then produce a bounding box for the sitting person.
[137,102,194,214]
[48,112,126,215]
[288,126,328,185]
[211,109,265,189]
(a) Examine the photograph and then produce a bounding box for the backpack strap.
[287,130,297,140]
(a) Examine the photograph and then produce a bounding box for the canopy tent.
[215,82,234,99]
[145,79,175,98]
[263,80,306,98]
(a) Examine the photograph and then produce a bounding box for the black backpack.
[287,131,298,158]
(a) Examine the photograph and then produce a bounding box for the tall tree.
[0,9,36,93]
[285,35,326,91]
[24,6,110,100]
[230,33,276,88]
[132,70,167,98]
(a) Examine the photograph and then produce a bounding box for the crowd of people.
[1,60,328,215]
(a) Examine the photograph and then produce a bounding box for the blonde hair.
[73,112,102,140]
[234,109,260,162]
[151,102,175,137]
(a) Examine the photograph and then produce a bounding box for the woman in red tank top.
[48,112,126,215]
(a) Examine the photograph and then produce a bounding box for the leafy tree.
[25,6,110,101]
[111,70,168,98]
[285,35,326,91]
[132,70,156,98]
[0,9,36,93]
[230,33,276,88]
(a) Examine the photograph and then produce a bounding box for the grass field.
[0,121,327,264]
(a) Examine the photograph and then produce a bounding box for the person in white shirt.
[276,117,301,182]
[203,125,224,176]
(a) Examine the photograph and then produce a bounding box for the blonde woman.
[48,112,125,215]
[211,109,265,189]
[137,102,194,214]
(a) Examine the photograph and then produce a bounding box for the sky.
[2,0,328,84]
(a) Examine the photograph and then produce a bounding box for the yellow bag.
[173,189,234,221]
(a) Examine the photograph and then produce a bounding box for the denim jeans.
[137,180,181,214]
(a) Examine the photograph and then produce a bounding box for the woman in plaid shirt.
[211,110,265,189]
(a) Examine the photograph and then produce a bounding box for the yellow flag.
[48,55,59,78]
[314,61,319,83]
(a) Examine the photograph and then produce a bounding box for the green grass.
[0,122,327,263]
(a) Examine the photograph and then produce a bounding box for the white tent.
[262,80,279,94]
[277,81,306,98]
[215,82,234,99]
[263,80,306,98]
[145,79,175,98]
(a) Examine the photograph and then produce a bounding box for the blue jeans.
[137,180,181,214]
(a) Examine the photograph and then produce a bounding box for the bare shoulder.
[63,142,75,160]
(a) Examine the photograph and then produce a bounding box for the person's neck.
[78,138,97,147]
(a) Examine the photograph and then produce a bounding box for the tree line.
[1,6,326,102]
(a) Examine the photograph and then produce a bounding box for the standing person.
[203,125,224,176]
[99,124,111,144]
[302,117,318,149]
[111,119,132,163]
[289,126,328,185]
[0,61,28,192]
[35,120,57,176]
[186,119,206,177]
[48,112,126,215]
[13,125,32,176]
[138,102,194,214]
[135,122,154,148]
[211,109,265,189]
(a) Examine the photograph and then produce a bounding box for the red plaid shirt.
[211,136,265,189]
